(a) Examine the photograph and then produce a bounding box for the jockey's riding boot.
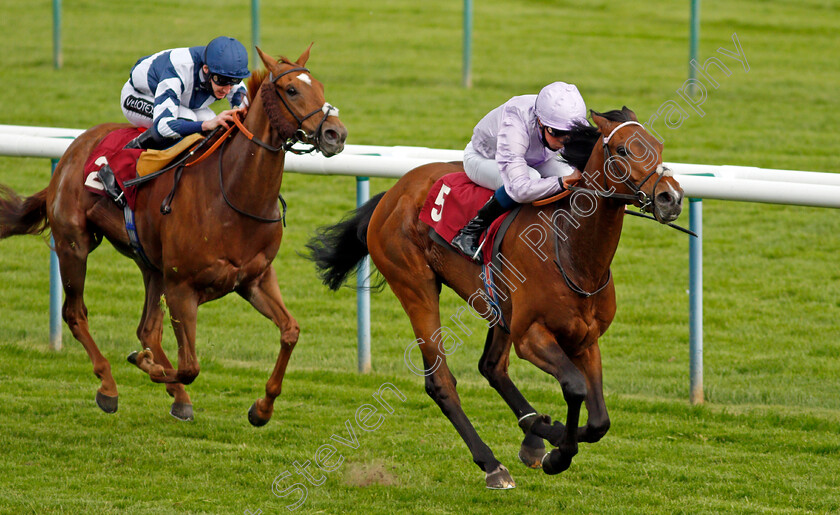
[96,164,126,208]
[450,195,508,262]
[124,129,168,151]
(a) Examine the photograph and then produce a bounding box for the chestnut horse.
[307,108,683,488]
[0,46,346,423]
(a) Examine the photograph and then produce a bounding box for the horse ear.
[621,106,638,121]
[296,42,314,67]
[256,46,278,71]
[590,110,613,133]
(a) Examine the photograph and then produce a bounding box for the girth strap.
[123,205,156,270]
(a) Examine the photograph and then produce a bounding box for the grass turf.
[1,0,839,513]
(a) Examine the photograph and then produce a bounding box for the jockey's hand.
[201,109,240,132]
[561,169,583,190]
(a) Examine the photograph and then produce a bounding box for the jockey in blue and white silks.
[120,36,251,149]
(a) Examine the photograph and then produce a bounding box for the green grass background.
[1,0,839,513]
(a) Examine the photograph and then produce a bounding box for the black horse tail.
[306,192,386,291]
[0,185,49,239]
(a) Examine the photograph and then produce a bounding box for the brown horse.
[307,108,683,488]
[0,46,346,423]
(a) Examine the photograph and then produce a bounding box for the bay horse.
[0,46,346,423]
[307,108,683,488]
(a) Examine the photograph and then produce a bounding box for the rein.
[123,126,226,188]
[217,136,287,224]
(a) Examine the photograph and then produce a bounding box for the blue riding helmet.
[204,36,251,79]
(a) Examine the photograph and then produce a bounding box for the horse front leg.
[131,269,194,421]
[571,342,610,444]
[129,282,200,385]
[477,327,547,468]
[515,322,587,475]
[237,267,300,427]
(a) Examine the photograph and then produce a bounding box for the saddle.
[82,128,212,270]
[419,172,521,332]
[419,172,517,266]
[84,128,205,211]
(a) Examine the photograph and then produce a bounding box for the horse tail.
[0,185,49,239]
[306,192,385,291]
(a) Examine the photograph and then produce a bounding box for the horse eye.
[616,146,628,157]
[286,86,298,96]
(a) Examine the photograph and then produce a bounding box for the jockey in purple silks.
[451,82,588,262]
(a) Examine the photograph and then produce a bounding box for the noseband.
[266,66,339,154]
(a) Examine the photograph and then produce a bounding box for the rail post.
[50,159,62,350]
[689,198,703,404]
[356,176,371,373]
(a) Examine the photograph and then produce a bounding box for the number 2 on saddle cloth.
[83,128,146,210]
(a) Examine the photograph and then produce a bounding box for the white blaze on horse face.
[667,181,681,200]
[296,73,312,86]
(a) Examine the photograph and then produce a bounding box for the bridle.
[567,121,670,216]
[220,65,339,223]
[550,121,691,297]
[263,66,339,154]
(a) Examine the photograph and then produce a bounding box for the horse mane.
[246,70,268,104]
[247,62,301,138]
[245,56,296,103]
[560,109,634,171]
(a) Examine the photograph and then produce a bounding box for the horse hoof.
[248,402,270,427]
[95,391,118,414]
[485,464,516,489]
[126,351,140,365]
[541,449,572,476]
[518,445,548,469]
[170,402,194,422]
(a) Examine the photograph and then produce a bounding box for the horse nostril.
[656,191,676,206]
[323,129,339,143]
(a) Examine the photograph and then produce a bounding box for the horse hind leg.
[53,226,119,413]
[477,327,547,469]
[237,267,300,427]
[130,270,194,421]
[389,273,514,489]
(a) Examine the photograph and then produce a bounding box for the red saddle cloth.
[83,128,145,210]
[419,172,512,265]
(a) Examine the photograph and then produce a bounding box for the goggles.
[544,126,570,138]
[210,74,240,87]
